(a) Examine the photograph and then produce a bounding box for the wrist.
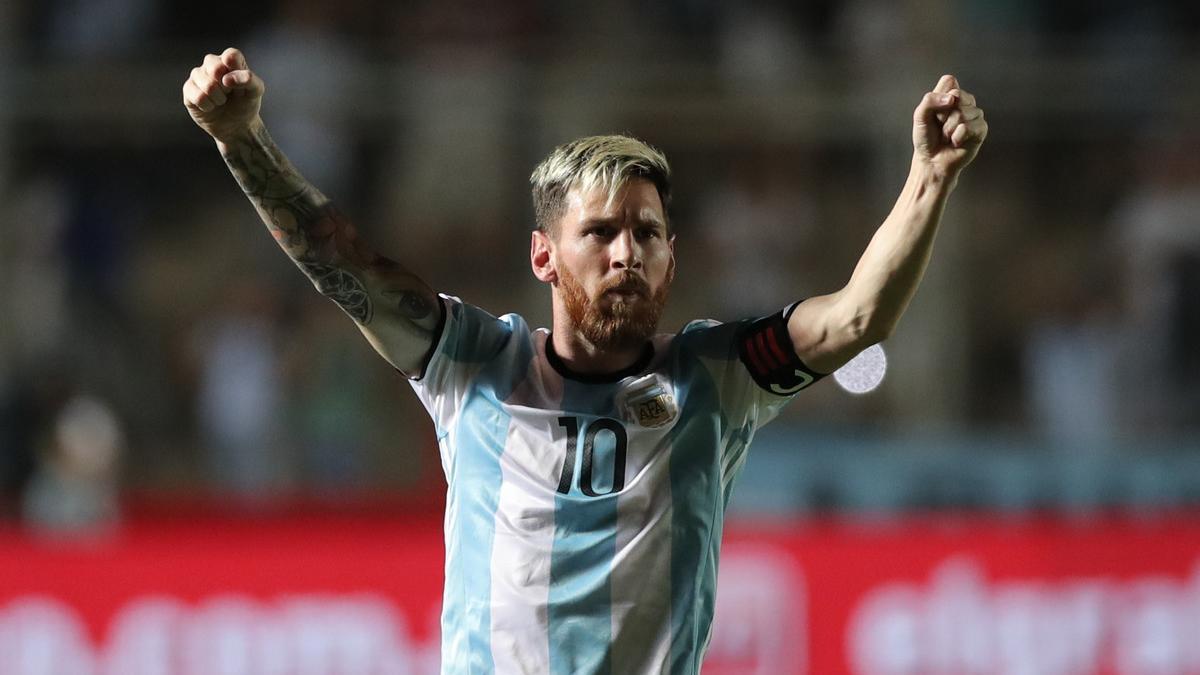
[214,117,265,153]
[910,155,959,194]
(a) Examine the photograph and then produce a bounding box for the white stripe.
[610,423,674,674]
[410,296,471,469]
[487,385,559,673]
[721,435,751,493]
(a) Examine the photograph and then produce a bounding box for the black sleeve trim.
[409,295,448,381]
[736,307,826,395]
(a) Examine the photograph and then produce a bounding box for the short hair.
[530,134,672,235]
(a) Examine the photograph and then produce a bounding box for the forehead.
[561,178,665,228]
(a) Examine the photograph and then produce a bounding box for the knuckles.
[183,50,255,116]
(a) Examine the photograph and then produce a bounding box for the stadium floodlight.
[833,344,887,395]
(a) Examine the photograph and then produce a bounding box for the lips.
[606,285,647,298]
[603,274,649,294]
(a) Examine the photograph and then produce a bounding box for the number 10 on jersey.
[555,416,629,497]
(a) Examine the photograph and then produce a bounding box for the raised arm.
[788,74,988,374]
[182,48,441,377]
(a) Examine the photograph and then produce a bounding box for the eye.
[637,227,660,240]
[586,225,615,239]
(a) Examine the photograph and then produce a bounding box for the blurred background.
[1,0,1199,673]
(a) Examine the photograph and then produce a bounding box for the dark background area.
[2,0,1198,532]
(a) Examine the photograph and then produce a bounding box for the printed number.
[555,416,628,496]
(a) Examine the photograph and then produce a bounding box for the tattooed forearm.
[220,124,340,263]
[219,124,441,333]
[221,127,374,321]
[221,125,312,202]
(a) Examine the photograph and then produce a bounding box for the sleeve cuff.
[408,295,449,382]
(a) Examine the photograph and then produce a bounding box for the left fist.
[913,74,987,177]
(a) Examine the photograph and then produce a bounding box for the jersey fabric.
[409,295,823,675]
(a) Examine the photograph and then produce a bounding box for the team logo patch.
[618,374,678,428]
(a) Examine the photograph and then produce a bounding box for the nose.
[610,229,642,271]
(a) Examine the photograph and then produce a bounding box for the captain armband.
[736,306,826,396]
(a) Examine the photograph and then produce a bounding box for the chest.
[468,368,728,496]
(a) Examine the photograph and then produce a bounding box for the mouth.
[605,286,647,299]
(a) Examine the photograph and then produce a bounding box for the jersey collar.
[545,334,654,384]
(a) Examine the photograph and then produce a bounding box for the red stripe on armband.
[755,331,778,369]
[743,337,769,375]
[736,308,828,395]
[765,325,789,365]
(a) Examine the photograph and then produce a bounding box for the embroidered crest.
[618,374,678,428]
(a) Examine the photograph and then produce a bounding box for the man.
[183,48,986,674]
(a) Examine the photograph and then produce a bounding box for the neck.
[549,300,648,376]
[550,329,648,375]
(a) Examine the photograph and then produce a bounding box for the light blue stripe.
[548,381,620,675]
[442,313,532,674]
[667,346,726,675]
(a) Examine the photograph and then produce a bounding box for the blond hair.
[530,134,672,235]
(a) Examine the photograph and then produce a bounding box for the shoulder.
[670,318,743,359]
[439,295,533,363]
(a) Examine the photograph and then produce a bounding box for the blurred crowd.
[1,0,1198,529]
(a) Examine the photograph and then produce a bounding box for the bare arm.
[788,74,988,374]
[219,123,441,374]
[183,48,439,376]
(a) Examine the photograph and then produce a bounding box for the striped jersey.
[409,295,824,675]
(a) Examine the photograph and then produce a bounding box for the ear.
[531,229,558,284]
[666,234,676,283]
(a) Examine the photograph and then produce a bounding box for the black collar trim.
[545,334,654,384]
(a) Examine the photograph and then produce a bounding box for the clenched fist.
[912,74,988,178]
[182,47,265,143]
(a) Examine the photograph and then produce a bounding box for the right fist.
[182,47,265,143]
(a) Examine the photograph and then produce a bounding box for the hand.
[182,47,265,143]
[912,74,988,179]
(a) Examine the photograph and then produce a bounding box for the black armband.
[737,305,826,395]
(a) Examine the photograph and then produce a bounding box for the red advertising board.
[2,513,1200,674]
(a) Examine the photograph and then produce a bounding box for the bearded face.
[558,264,672,351]
[531,178,675,354]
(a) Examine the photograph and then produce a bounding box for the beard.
[558,265,671,352]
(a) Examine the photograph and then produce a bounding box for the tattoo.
[302,262,373,324]
[383,289,433,320]
[400,291,432,319]
[220,125,436,339]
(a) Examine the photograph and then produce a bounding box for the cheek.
[648,246,674,278]
[568,247,611,277]
[558,253,598,289]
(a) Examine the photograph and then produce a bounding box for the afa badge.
[617,374,678,428]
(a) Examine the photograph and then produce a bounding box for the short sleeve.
[408,295,515,434]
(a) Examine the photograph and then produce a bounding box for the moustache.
[599,274,650,298]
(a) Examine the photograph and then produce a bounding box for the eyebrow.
[579,215,665,232]
[582,215,664,226]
